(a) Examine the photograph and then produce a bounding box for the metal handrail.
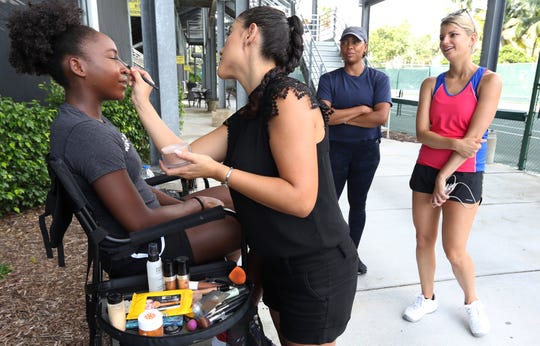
[250,0,292,15]
[247,0,343,93]
[302,25,328,92]
[300,10,344,92]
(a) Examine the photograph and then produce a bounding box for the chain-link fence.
[382,62,540,174]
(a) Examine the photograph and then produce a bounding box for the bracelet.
[191,196,204,211]
[224,166,234,187]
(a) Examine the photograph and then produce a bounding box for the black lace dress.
[223,75,351,257]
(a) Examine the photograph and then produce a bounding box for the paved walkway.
[181,104,540,345]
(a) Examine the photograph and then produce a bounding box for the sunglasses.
[446,8,476,32]
[450,8,474,22]
[451,8,469,15]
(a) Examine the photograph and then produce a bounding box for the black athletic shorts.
[261,240,358,344]
[409,163,483,204]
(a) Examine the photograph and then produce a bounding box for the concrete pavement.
[181,104,540,346]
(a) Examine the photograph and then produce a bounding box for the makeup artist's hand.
[129,68,154,106]
[160,149,222,182]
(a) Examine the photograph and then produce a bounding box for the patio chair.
[38,154,252,345]
[197,89,209,108]
[185,81,198,108]
[186,89,197,108]
[145,173,210,200]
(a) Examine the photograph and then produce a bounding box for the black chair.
[185,82,197,108]
[197,89,209,108]
[186,90,196,108]
[39,154,251,345]
[145,174,210,199]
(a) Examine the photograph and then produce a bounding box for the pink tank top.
[417,67,488,172]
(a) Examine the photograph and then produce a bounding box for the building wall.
[0,0,132,103]
[0,0,49,102]
[96,0,133,66]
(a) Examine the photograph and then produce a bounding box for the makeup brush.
[117,57,159,90]
[197,311,233,329]
[204,293,246,320]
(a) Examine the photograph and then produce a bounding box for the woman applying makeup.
[130,6,358,346]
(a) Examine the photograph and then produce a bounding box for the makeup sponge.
[186,318,198,331]
[228,266,246,285]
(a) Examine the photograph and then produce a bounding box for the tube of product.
[146,242,165,292]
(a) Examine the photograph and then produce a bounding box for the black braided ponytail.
[7,0,97,87]
[286,16,304,75]
[237,6,305,116]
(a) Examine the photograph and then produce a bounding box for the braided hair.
[237,6,304,116]
[7,0,97,87]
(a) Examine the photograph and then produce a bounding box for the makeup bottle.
[163,258,177,290]
[175,256,190,289]
[107,292,126,331]
[146,242,165,292]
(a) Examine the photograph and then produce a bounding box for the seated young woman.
[7,0,241,277]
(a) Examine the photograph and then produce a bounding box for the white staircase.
[314,41,342,72]
[246,0,344,91]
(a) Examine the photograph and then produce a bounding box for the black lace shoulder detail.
[318,100,333,123]
[263,76,323,119]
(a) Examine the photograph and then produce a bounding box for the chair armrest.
[130,206,226,244]
[105,207,227,261]
[144,173,180,186]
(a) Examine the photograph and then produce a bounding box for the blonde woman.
[403,9,502,337]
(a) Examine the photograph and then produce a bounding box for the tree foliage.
[498,45,537,63]
[501,0,540,58]
[368,0,537,66]
[369,22,438,68]
[453,0,540,59]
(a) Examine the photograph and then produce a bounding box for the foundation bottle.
[107,292,126,331]
[163,258,177,290]
[175,256,190,289]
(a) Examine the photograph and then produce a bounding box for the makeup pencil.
[117,57,159,90]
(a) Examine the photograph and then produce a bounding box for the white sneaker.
[403,294,438,322]
[465,300,490,337]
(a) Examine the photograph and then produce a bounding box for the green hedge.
[0,97,55,215]
[0,81,184,217]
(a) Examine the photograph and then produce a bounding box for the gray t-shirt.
[50,103,159,238]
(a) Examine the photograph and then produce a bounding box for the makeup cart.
[95,266,253,345]
[39,155,254,345]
